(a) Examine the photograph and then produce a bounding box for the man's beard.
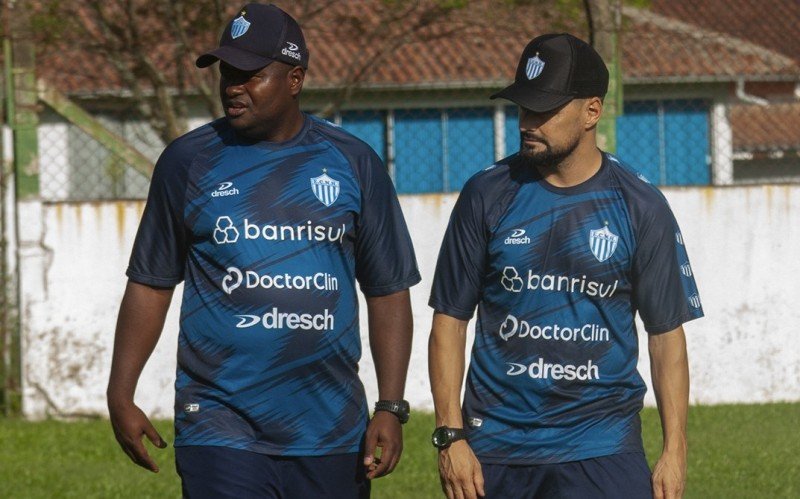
[517,133,581,170]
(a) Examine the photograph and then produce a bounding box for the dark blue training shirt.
[430,152,703,464]
[127,114,420,456]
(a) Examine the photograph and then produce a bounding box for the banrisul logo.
[212,181,239,197]
[526,53,545,80]
[230,15,251,39]
[214,216,240,244]
[212,216,346,245]
[589,224,619,262]
[310,169,340,206]
[500,266,619,298]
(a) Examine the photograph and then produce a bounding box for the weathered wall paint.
[19,186,800,418]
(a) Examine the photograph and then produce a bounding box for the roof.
[620,7,798,83]
[32,0,800,96]
[652,0,800,65]
[730,102,800,152]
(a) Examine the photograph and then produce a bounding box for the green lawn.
[0,403,797,498]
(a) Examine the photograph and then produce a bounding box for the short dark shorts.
[175,446,371,499]
[481,452,653,499]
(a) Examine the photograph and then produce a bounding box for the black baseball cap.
[491,33,608,113]
[196,3,309,71]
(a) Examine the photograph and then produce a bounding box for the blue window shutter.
[618,100,710,186]
[394,109,443,194]
[617,101,662,183]
[505,106,519,158]
[340,110,386,162]
[663,99,711,185]
[446,107,495,192]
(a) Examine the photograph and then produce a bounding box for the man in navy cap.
[429,33,702,499]
[107,4,420,497]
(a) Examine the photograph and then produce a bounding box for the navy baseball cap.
[491,33,608,113]
[196,3,309,71]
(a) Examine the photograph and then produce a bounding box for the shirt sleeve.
[126,142,191,287]
[428,176,491,320]
[353,150,421,296]
[632,199,704,334]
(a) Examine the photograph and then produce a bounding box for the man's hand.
[363,410,403,479]
[652,449,687,499]
[438,440,485,499]
[108,400,167,473]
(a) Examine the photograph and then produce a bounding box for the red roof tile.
[32,0,799,96]
[730,102,800,152]
[621,7,798,82]
[652,0,800,64]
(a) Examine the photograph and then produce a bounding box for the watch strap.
[432,426,468,449]
[374,399,410,424]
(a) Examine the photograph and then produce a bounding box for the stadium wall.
[17,186,800,418]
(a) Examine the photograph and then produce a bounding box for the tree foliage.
[28,0,596,144]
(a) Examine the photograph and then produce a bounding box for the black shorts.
[175,446,370,499]
[481,452,652,499]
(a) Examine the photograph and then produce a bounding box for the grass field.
[1,403,798,498]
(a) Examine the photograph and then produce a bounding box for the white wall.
[18,186,800,418]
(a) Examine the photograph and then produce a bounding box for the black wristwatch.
[374,399,410,424]
[431,426,468,449]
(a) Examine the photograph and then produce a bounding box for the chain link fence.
[36,95,800,202]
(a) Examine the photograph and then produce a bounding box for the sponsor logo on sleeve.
[183,403,200,413]
[468,417,483,428]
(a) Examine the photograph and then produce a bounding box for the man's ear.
[289,66,306,96]
[585,97,603,130]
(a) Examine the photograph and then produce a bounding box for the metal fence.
[34,91,800,203]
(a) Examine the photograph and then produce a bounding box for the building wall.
[18,186,800,418]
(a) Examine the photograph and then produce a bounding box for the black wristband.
[374,399,410,424]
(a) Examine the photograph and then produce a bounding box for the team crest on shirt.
[231,15,251,39]
[526,53,545,80]
[310,170,340,206]
[589,224,619,262]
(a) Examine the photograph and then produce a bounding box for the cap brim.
[196,46,275,71]
[490,83,575,113]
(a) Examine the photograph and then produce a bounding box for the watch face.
[431,427,450,448]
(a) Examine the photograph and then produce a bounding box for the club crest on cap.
[526,53,545,80]
[231,15,251,39]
